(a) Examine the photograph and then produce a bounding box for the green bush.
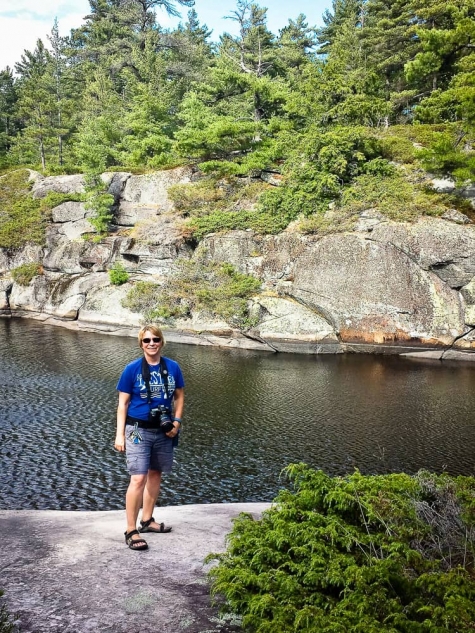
[83,173,114,235]
[338,171,447,221]
[0,169,84,248]
[416,132,475,183]
[0,590,17,633]
[208,465,475,633]
[108,262,129,285]
[11,262,42,286]
[122,281,159,317]
[378,135,417,164]
[257,126,383,222]
[169,176,279,238]
[0,170,46,248]
[123,258,261,328]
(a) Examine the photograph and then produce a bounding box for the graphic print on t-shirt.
[137,370,176,400]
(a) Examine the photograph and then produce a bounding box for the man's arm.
[166,387,184,438]
[115,391,131,452]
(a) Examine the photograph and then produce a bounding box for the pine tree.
[277,14,317,74]
[0,68,17,161]
[218,1,280,123]
[74,68,126,171]
[13,40,58,169]
[158,9,213,92]
[317,0,366,53]
[318,17,389,126]
[405,0,475,129]
[47,19,77,166]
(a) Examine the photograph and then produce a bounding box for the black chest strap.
[141,356,170,404]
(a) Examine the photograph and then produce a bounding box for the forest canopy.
[1,0,475,237]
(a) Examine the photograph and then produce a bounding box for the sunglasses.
[142,337,161,343]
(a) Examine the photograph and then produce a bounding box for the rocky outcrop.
[116,167,192,226]
[2,168,475,360]
[0,503,270,633]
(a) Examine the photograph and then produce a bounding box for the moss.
[11,262,42,286]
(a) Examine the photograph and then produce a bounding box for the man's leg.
[126,474,147,538]
[141,469,162,525]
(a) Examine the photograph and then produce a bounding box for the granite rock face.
[1,170,475,359]
[116,166,193,226]
[371,218,475,289]
[291,233,465,348]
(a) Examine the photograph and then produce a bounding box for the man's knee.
[129,474,147,490]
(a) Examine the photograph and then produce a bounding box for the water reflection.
[0,318,474,511]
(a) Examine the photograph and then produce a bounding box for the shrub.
[208,465,475,633]
[0,169,85,248]
[169,176,277,238]
[257,126,383,221]
[123,258,261,328]
[108,262,129,285]
[122,281,160,316]
[11,262,42,286]
[338,171,447,221]
[378,135,417,164]
[416,132,475,183]
[0,590,17,633]
[83,173,114,235]
[0,170,45,248]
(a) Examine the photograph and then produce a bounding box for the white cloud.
[0,0,84,18]
[0,0,178,71]
[0,17,51,70]
[0,0,90,70]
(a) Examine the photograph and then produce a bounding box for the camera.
[149,405,174,433]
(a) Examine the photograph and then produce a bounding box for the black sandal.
[139,517,172,533]
[125,529,148,550]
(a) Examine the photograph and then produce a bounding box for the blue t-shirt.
[116,356,185,421]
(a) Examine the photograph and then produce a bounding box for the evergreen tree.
[0,68,17,161]
[118,37,176,166]
[277,14,317,74]
[318,17,389,126]
[13,40,57,169]
[74,68,126,171]
[159,9,213,91]
[47,19,77,166]
[361,0,421,124]
[317,0,366,53]
[217,1,281,123]
[175,1,285,166]
[406,0,475,130]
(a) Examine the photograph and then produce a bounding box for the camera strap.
[141,356,170,404]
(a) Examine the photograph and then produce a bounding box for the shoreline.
[2,312,475,361]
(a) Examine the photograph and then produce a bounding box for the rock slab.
[0,503,270,633]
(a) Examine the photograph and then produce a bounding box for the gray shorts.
[125,424,174,475]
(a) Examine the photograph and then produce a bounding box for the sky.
[0,0,331,72]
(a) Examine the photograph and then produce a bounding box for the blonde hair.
[138,324,165,349]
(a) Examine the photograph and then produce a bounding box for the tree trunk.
[39,138,46,170]
[58,110,63,165]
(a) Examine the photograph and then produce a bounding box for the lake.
[1,318,474,510]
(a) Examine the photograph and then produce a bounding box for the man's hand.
[114,434,126,452]
[165,422,180,438]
